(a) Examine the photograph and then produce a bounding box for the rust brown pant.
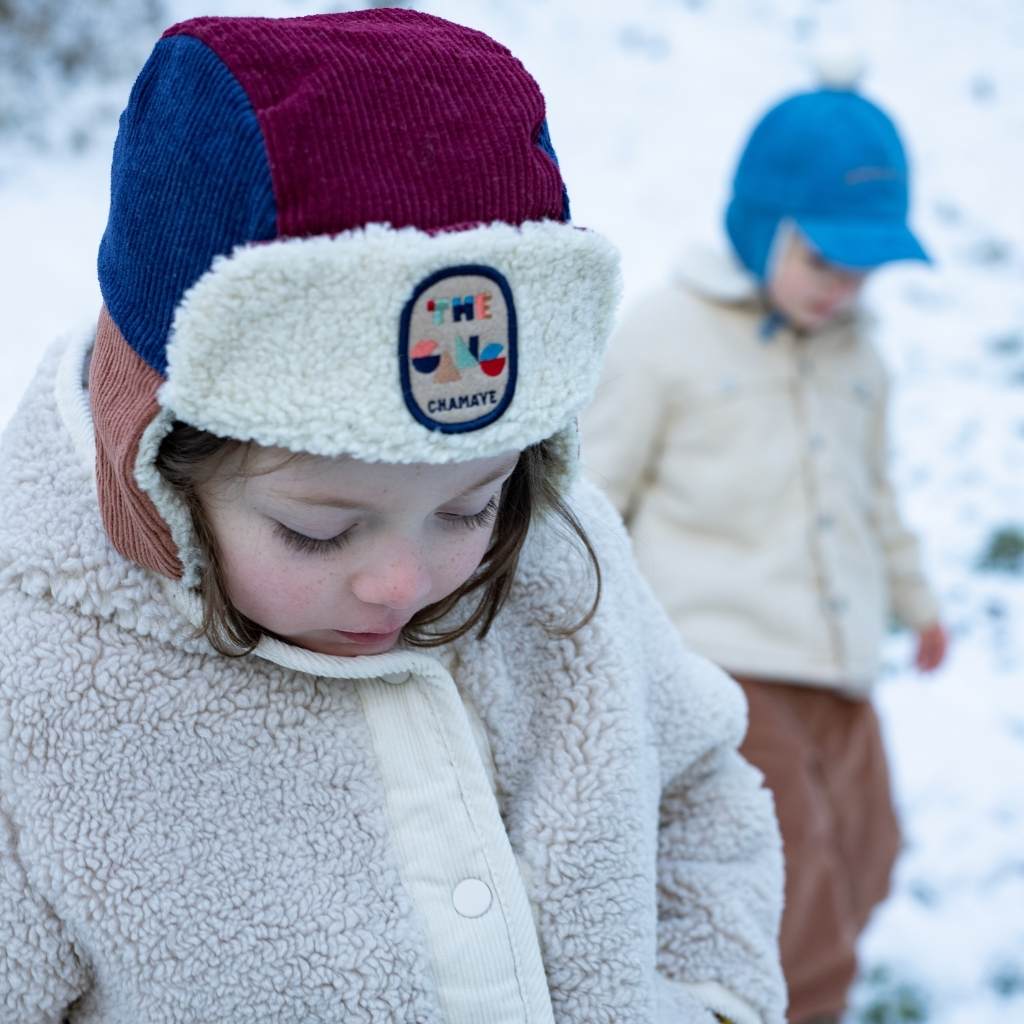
[734,677,902,1024]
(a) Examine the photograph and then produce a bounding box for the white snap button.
[452,878,492,918]
[381,671,412,685]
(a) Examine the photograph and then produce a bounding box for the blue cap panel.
[731,91,909,215]
[536,119,571,222]
[98,34,277,376]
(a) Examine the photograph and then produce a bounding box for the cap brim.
[796,217,931,270]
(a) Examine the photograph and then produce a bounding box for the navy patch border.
[399,264,518,434]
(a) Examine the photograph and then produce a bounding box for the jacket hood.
[0,334,184,648]
[671,241,763,305]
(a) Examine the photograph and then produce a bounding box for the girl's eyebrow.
[274,493,363,510]
[273,460,518,509]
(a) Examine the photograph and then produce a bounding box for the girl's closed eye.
[273,521,355,555]
[438,495,499,530]
[273,495,500,556]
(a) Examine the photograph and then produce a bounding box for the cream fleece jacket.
[0,336,785,1024]
[583,245,939,693]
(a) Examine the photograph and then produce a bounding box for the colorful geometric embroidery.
[399,265,517,433]
[410,339,441,374]
[451,336,506,377]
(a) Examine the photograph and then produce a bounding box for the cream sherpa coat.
[583,245,939,693]
[0,337,785,1024]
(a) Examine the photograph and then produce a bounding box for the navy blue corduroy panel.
[536,119,571,223]
[98,35,277,376]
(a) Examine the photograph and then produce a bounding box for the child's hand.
[915,622,949,672]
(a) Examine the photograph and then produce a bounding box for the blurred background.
[1,1,1022,1021]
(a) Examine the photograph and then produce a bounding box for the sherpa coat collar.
[0,335,785,1024]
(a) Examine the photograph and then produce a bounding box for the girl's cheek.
[223,542,323,626]
[439,528,495,588]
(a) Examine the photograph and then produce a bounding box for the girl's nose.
[350,542,433,611]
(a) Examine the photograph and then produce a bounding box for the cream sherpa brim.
[132,219,621,585]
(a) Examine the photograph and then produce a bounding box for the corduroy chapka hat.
[90,9,620,584]
[724,82,928,279]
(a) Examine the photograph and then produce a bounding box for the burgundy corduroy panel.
[164,10,565,237]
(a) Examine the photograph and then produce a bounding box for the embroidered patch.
[399,265,517,433]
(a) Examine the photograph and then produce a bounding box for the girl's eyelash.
[439,495,499,530]
[275,496,499,555]
[273,521,353,555]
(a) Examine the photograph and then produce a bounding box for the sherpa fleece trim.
[138,219,619,584]
[161,220,621,463]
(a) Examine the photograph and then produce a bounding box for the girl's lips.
[333,627,403,645]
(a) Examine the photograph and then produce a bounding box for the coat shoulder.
[510,479,747,760]
[610,279,753,386]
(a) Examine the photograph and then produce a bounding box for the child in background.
[584,70,948,1024]
[0,11,786,1024]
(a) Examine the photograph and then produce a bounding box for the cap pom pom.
[811,47,867,90]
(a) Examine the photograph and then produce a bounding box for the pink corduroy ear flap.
[91,307,183,579]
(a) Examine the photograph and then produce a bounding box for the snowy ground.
[1,1,1022,1021]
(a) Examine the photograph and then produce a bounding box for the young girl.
[584,74,948,1024]
[0,11,785,1024]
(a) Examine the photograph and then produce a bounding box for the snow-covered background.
[1,1,1021,1021]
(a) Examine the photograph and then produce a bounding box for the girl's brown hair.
[155,423,602,657]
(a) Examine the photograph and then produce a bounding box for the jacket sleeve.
[635,567,787,1024]
[1,801,87,1023]
[568,480,786,1022]
[868,369,940,630]
[581,292,674,521]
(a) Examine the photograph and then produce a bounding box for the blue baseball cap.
[725,87,929,279]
